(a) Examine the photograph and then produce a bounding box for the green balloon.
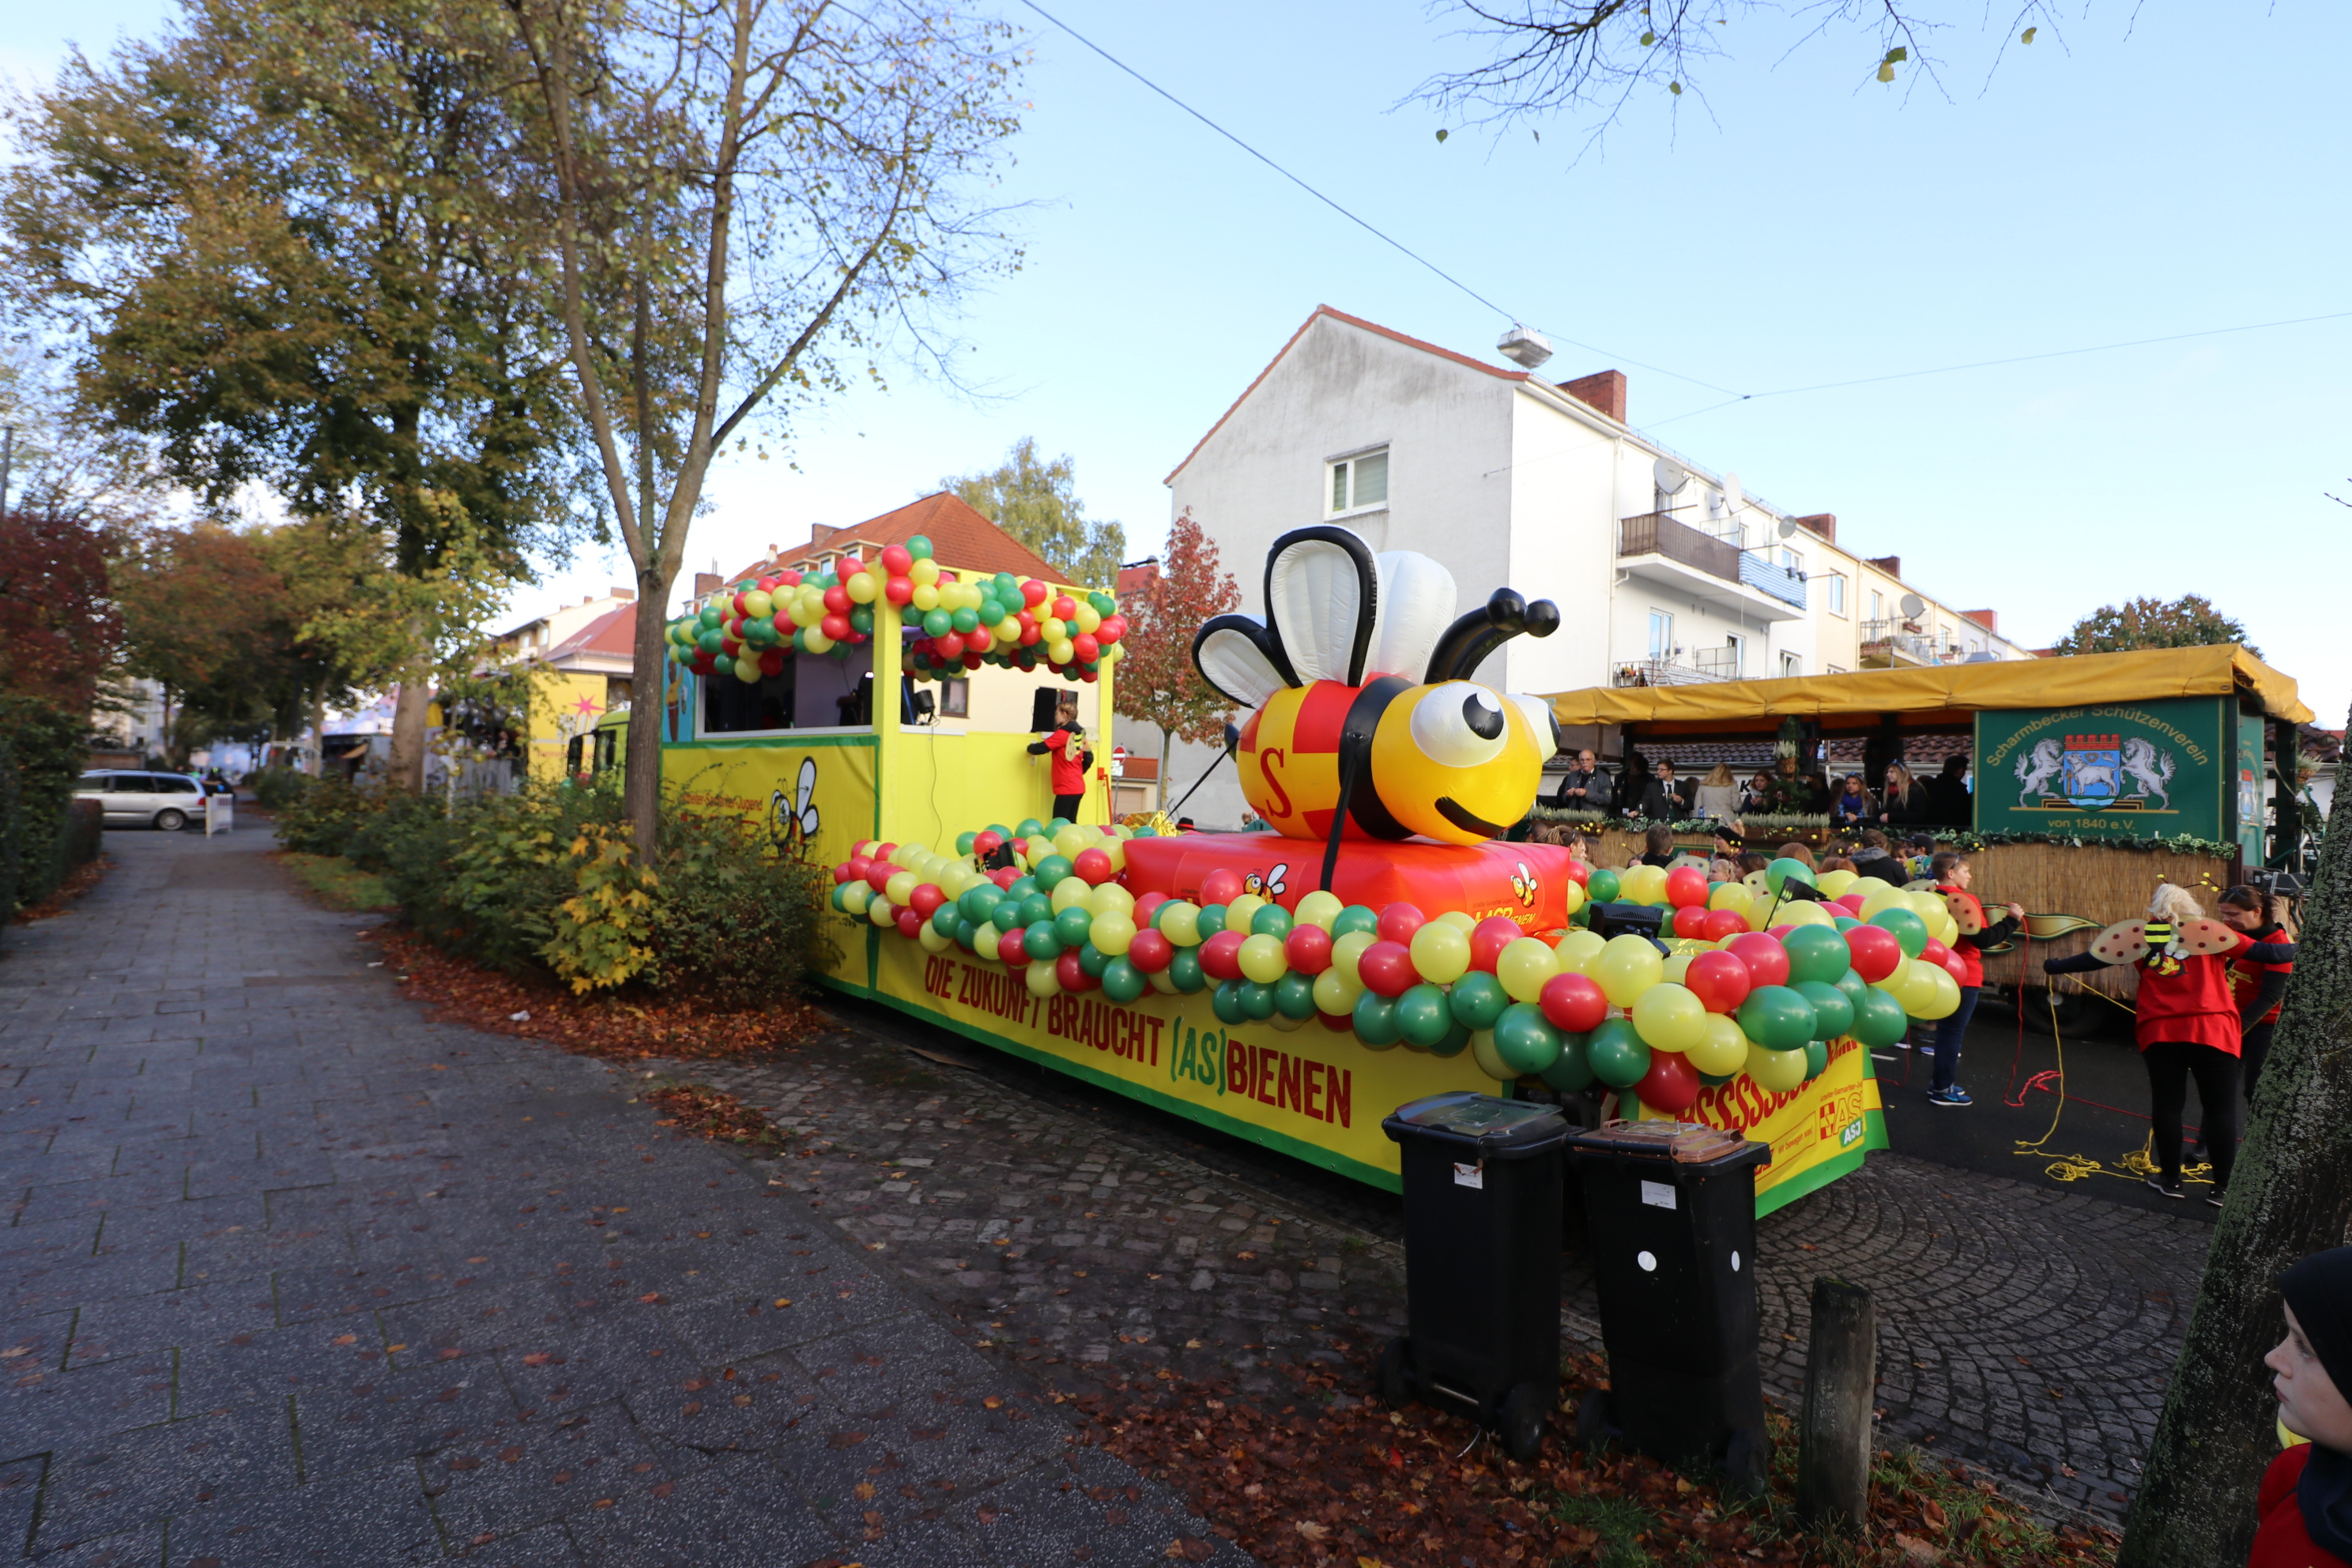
[1586,868,1622,904]
[1100,957,1145,1004]
[698,605,722,629]
[1238,981,1276,1020]
[1737,985,1818,1052]
[1492,1003,1564,1076]
[1212,981,1247,1025]
[1195,904,1228,939]
[1250,904,1294,939]
[957,884,997,922]
[1850,986,1910,1048]
[1332,904,1380,939]
[1781,925,1853,987]
[1587,1018,1651,1088]
[1803,1039,1830,1081]
[1077,941,1111,979]
[1166,948,1206,993]
[1832,914,1862,933]
[1006,875,1039,900]
[1273,973,1318,1020]
[1023,920,1062,962]
[1833,967,1871,1009]
[954,918,978,952]
[1352,992,1400,1046]
[1697,1069,1736,1087]
[1034,854,1074,889]
[1054,906,1094,949]
[1869,906,1930,958]
[1016,893,1054,928]
[950,607,979,635]
[1395,984,1453,1047]
[922,608,952,638]
[930,902,961,937]
[1794,980,1854,1041]
[1429,1020,1473,1058]
[1047,817,1073,833]
[991,899,1024,933]
[1540,1033,1594,1092]
[1766,856,1816,895]
[1449,971,1509,1031]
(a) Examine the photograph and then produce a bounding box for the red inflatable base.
[1121,832,1581,934]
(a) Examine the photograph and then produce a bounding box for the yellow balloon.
[1148,969,1180,995]
[844,571,878,604]
[1225,894,1266,932]
[918,922,953,953]
[1687,1013,1750,1076]
[1331,930,1377,986]
[972,919,999,952]
[1091,911,1137,957]
[1072,602,1102,634]
[1747,1043,1809,1092]
[1025,959,1062,997]
[1742,870,1771,899]
[1709,882,1751,913]
[1434,909,1479,933]
[1097,837,1128,873]
[1087,882,1134,918]
[1746,896,1777,932]
[1932,911,1960,948]
[1860,888,1910,921]
[1815,869,1857,899]
[884,871,918,906]
[1268,1009,1308,1032]
[910,584,940,612]
[1594,933,1664,1008]
[1312,967,1363,1016]
[1554,928,1608,974]
[909,557,940,586]
[1238,932,1287,984]
[1157,901,1201,944]
[1919,963,1962,1020]
[1052,826,1091,858]
[1293,890,1344,930]
[1470,1031,1513,1082]
[1779,900,1836,929]
[1894,957,1942,1016]
[1612,865,1661,906]
[870,898,898,928]
[1848,876,1890,900]
[1050,877,1093,914]
[1660,952,1693,986]
[1559,880,1585,917]
[1409,922,1472,986]
[841,882,871,914]
[1630,982,1707,1053]
[1497,938,1561,1004]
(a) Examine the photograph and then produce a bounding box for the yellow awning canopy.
[1544,645,2313,729]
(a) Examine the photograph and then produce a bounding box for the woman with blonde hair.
[1877,762,1928,827]
[2043,881,2297,1204]
[1694,763,1741,822]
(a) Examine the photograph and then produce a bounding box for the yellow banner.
[1640,1035,1888,1215]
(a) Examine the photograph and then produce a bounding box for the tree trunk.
[1159,725,1171,820]
[2118,701,2352,1567]
[388,667,432,790]
[624,563,676,857]
[304,681,326,776]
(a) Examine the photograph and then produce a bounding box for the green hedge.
[0,695,104,925]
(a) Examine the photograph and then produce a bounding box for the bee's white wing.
[1193,616,1290,707]
[1264,526,1378,685]
[1366,552,1457,682]
[794,756,818,812]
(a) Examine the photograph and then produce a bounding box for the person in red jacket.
[2252,1247,2352,1567]
[1027,716,1089,824]
[2043,882,2296,1204]
[2220,884,2297,1100]
[1921,852,2022,1108]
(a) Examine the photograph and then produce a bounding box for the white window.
[1781,652,1801,678]
[1823,575,1847,616]
[1778,545,1805,573]
[1648,609,1674,660]
[1723,632,1744,677]
[1868,590,1883,622]
[1327,449,1389,515]
[1826,663,1849,676]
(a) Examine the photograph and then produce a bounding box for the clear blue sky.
[7,2,2346,724]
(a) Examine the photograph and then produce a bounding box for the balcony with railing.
[1857,618,1953,668]
[1617,513,1806,620]
[1612,646,1745,687]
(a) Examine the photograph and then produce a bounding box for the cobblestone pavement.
[676,997,2212,1527]
[0,827,1242,1566]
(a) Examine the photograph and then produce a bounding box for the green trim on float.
[820,975,1404,1193]
[665,733,880,750]
[1753,1107,1886,1218]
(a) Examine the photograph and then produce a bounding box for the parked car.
[74,770,209,831]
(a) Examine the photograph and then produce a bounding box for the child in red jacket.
[2252,1247,2352,1566]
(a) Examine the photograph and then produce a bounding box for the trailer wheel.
[1575,1389,1613,1449]
[1723,1427,1768,1497]
[1376,1336,1417,1411]
[1498,1381,1547,1463]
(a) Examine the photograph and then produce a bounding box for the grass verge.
[273,851,396,911]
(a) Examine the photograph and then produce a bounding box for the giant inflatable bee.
[1191,526,1562,848]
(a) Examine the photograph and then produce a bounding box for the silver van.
[75,770,208,831]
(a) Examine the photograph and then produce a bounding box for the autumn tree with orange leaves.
[1113,509,1240,798]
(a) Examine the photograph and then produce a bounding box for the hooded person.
[2253,1247,2352,1566]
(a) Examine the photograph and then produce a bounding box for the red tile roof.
[1114,561,1160,600]
[725,492,1066,587]
[549,603,637,661]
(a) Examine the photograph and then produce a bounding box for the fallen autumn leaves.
[641,1080,790,1152]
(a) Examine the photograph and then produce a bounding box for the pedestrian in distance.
[1920,851,2022,1108]
[1929,755,1973,825]
[1027,708,1089,823]
[1877,762,1928,827]
[1848,828,1906,887]
[1638,759,1694,821]
[1830,773,1873,827]
[1638,824,1677,868]
[2252,1246,2352,1567]
[1549,748,1613,812]
[2043,882,2297,1204]
[1693,762,1741,822]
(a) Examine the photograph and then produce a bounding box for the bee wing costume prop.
[1191,526,1562,894]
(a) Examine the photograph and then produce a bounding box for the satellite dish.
[1653,458,1688,494]
[1899,593,1926,618]
[1720,471,1742,514]
[1775,517,1799,540]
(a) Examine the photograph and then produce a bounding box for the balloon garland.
[662,533,1125,686]
[830,828,1966,1120]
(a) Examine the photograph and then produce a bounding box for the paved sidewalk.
[684,1001,2212,1526]
[0,827,1237,1566]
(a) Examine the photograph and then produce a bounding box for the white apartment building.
[1137,306,2034,825]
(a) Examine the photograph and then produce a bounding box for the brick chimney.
[1792,513,1836,544]
[1962,609,1997,635]
[1867,555,1901,579]
[692,571,722,598]
[809,523,838,546]
[1562,369,1626,424]
[612,586,636,601]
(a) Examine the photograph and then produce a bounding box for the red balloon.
[895,909,922,940]
[1666,866,1709,909]
[757,649,786,678]
[1055,948,1097,991]
[776,569,802,587]
[1376,903,1427,946]
[1562,860,1591,888]
[873,842,898,863]
[1469,916,1523,972]
[865,861,894,893]
[1283,923,1333,976]
[1072,848,1115,885]
[989,867,1019,890]
[1700,907,1750,943]
[1200,867,1246,906]
[909,884,946,918]
[1766,925,1796,942]
[1539,971,1608,1034]
[1725,932,1792,989]
[1053,594,1077,620]
[1132,891,1169,928]
[935,632,965,660]
[880,545,913,575]
[1318,1008,1354,1031]
[973,830,1004,857]
[1684,949,1754,1014]
[1843,922,1904,982]
[824,585,850,614]
[1023,579,1049,607]
[1357,940,1418,997]
[820,612,851,643]
[1922,940,1967,983]
[1128,929,1174,974]
[997,928,1030,967]
[884,576,913,605]
[967,626,994,653]
[1199,930,1248,982]
[1672,906,1710,938]
[1634,1050,1702,1115]
[1072,633,1100,664]
[1835,893,1868,914]
[966,652,986,672]
[1096,615,1125,643]
[834,861,858,886]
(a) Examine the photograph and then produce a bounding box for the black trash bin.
[1562,1119,1773,1490]
[1378,1091,1570,1461]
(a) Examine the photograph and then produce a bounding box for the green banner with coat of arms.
[1973,696,2226,841]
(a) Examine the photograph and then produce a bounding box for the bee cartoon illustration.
[769,756,820,855]
[1510,861,1540,909]
[1191,526,1562,850]
[1243,865,1289,900]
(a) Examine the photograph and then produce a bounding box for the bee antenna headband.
[1424,590,1561,684]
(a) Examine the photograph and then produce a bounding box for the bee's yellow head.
[1370,681,1553,845]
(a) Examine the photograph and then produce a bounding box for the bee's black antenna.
[1424,590,1560,684]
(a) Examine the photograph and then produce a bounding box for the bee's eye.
[1409,682,1510,768]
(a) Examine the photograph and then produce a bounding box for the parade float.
[656,525,1958,1212]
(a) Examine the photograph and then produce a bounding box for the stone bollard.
[1796,1276,1877,1531]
